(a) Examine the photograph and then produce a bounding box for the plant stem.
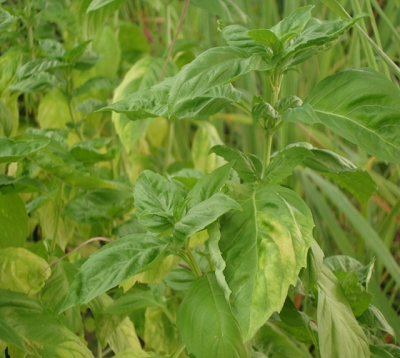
[261,73,282,177]
[171,342,186,358]
[25,0,34,59]
[159,0,191,81]
[97,340,103,358]
[65,71,84,141]
[163,120,174,172]
[184,243,202,278]
[262,130,273,178]
[50,184,63,254]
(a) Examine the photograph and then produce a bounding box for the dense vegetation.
[0,0,399,357]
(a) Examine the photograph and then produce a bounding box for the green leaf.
[31,148,117,189]
[70,138,118,163]
[281,15,366,67]
[324,255,374,288]
[186,161,234,210]
[0,175,48,195]
[265,146,312,184]
[0,289,94,357]
[89,294,126,349]
[173,193,241,245]
[106,287,162,314]
[210,145,262,182]
[207,221,231,301]
[220,25,268,56]
[279,297,310,328]
[101,78,170,119]
[252,321,313,358]
[371,345,400,358]
[291,143,357,173]
[172,83,242,119]
[38,200,75,250]
[64,189,133,224]
[176,273,248,358]
[163,266,196,291]
[59,234,171,312]
[63,40,92,64]
[284,69,400,164]
[9,72,64,92]
[358,305,395,336]
[248,29,283,54]
[220,184,314,340]
[16,59,69,80]
[75,98,105,113]
[0,247,50,295]
[370,345,397,358]
[276,95,303,113]
[39,39,66,59]
[291,142,377,203]
[39,261,83,334]
[0,193,29,248]
[0,137,49,163]
[251,100,280,128]
[168,47,271,116]
[0,8,17,31]
[133,170,182,233]
[317,265,370,358]
[74,52,102,71]
[103,79,241,120]
[334,271,372,317]
[73,76,121,97]
[106,57,175,152]
[270,5,314,43]
[0,320,28,352]
[325,171,376,204]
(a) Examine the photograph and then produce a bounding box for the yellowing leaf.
[0,247,50,295]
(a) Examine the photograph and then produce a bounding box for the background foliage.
[0,0,399,357]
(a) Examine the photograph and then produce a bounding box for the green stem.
[25,0,34,59]
[164,120,174,172]
[165,3,172,46]
[65,71,84,141]
[171,342,186,358]
[159,0,191,81]
[97,340,103,358]
[162,306,176,324]
[262,130,273,178]
[184,243,202,278]
[50,184,63,254]
[101,347,112,357]
[261,72,282,177]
